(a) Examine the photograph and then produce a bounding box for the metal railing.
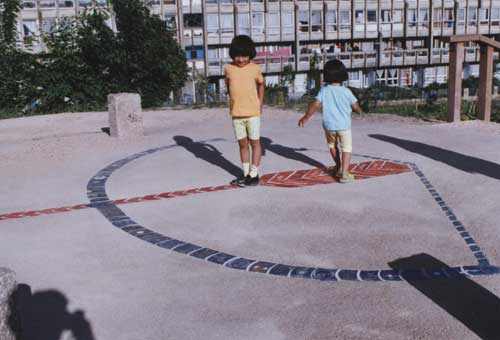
[207,55,295,76]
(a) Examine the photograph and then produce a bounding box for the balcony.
[207,56,295,76]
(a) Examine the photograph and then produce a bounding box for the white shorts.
[325,129,352,153]
[232,116,261,141]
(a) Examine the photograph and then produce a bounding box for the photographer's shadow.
[10,284,95,340]
[389,254,500,340]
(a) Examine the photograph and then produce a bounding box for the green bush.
[0,0,188,118]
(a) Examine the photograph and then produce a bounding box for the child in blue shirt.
[298,59,362,183]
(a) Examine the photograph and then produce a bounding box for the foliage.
[264,83,288,106]
[306,52,321,96]
[0,0,21,47]
[280,64,295,88]
[0,0,189,118]
[110,0,188,107]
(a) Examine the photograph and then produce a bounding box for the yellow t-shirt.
[224,62,264,118]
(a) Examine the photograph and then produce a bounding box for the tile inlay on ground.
[2,141,498,282]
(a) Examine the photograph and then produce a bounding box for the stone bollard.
[107,93,143,138]
[0,268,17,340]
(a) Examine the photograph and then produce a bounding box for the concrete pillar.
[107,93,143,138]
[0,268,17,340]
[447,42,464,122]
[477,45,494,121]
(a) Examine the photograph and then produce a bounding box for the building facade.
[15,0,500,96]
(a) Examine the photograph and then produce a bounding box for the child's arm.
[257,82,265,114]
[298,100,321,127]
[351,102,362,114]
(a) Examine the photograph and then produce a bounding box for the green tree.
[110,0,188,106]
[0,0,21,47]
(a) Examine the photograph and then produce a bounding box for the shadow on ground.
[9,284,95,340]
[369,134,500,180]
[173,136,242,177]
[261,137,325,169]
[389,254,500,340]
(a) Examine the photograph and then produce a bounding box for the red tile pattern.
[0,161,411,221]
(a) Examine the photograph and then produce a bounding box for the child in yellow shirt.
[225,35,265,186]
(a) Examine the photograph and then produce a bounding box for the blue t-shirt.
[315,85,358,131]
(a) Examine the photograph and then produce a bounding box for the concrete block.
[0,268,17,340]
[108,93,143,138]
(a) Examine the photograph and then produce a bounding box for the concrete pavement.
[1,108,500,339]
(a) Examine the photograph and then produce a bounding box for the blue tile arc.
[86,141,500,283]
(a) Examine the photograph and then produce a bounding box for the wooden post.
[447,42,464,122]
[477,44,493,121]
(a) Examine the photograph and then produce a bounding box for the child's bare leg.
[341,152,351,174]
[238,138,250,174]
[328,145,341,172]
[249,139,261,178]
[249,139,261,167]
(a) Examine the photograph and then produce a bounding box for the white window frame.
[207,14,218,35]
[282,12,294,34]
[251,12,264,34]
[237,13,250,35]
[326,10,337,32]
[220,13,234,35]
[267,12,280,35]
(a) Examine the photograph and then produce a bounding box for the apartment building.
[16,0,500,96]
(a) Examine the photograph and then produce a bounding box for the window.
[207,48,217,60]
[22,20,37,44]
[164,0,175,4]
[492,8,500,26]
[479,9,489,26]
[349,72,360,81]
[327,10,337,32]
[311,10,322,32]
[433,8,442,28]
[367,10,376,23]
[418,8,428,28]
[444,8,454,28]
[457,8,465,28]
[380,9,391,31]
[165,15,176,31]
[299,11,309,32]
[267,12,280,35]
[393,9,402,23]
[355,10,364,24]
[339,10,350,32]
[468,7,477,26]
[78,0,91,7]
[237,13,250,35]
[40,0,56,7]
[183,14,203,27]
[42,18,57,33]
[207,14,218,35]
[408,9,417,27]
[220,14,234,34]
[282,12,294,34]
[380,10,391,22]
[251,12,264,34]
[58,0,74,8]
[22,0,36,8]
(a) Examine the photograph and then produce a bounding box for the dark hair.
[229,35,256,59]
[323,59,349,84]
